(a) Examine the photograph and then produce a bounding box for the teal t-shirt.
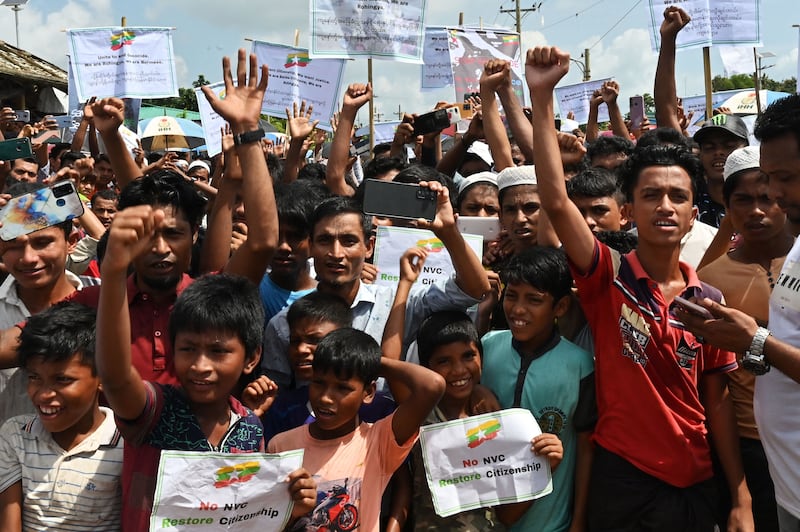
[481,330,595,532]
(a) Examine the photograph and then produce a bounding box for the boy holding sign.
[481,247,596,532]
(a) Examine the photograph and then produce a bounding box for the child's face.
[570,195,627,233]
[289,318,340,383]
[427,340,482,403]
[173,330,259,407]
[26,353,102,448]
[503,282,568,352]
[271,220,311,280]
[308,369,375,440]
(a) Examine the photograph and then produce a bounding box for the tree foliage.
[143,75,210,112]
[712,74,796,94]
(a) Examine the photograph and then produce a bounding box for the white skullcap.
[458,171,498,195]
[188,160,211,173]
[497,165,537,191]
[723,146,760,181]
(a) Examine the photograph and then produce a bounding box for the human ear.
[242,347,262,375]
[361,380,377,404]
[553,295,571,320]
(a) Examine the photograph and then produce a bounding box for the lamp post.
[1,0,28,48]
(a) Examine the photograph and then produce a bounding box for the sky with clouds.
[1,0,797,121]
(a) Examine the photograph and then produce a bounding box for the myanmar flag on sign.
[466,419,501,448]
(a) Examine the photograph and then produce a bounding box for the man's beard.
[140,273,181,292]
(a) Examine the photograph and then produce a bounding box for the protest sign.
[420,408,552,517]
[355,121,400,145]
[679,89,740,135]
[251,41,345,131]
[448,28,524,107]
[718,45,755,76]
[554,79,611,125]
[150,449,304,531]
[194,81,229,157]
[422,27,454,89]
[373,226,483,287]
[67,27,178,101]
[310,0,427,63]
[645,0,761,52]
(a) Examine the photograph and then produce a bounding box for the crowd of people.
[0,5,798,531]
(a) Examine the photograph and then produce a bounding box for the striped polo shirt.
[0,406,124,530]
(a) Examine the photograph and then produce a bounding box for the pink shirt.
[268,414,415,532]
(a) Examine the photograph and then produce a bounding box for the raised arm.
[436,113,483,177]
[283,101,319,183]
[654,6,690,132]
[97,205,159,420]
[600,81,631,140]
[326,84,369,196]
[384,357,445,445]
[526,47,596,273]
[496,72,534,162]
[585,89,602,143]
[414,180,490,299]
[90,98,142,189]
[201,50,278,284]
[381,248,428,366]
[479,60,516,171]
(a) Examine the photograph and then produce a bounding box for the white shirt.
[754,237,800,517]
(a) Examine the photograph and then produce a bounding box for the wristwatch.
[742,327,771,375]
[233,128,265,146]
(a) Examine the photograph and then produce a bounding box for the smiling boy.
[268,328,445,532]
[526,45,752,530]
[0,302,123,530]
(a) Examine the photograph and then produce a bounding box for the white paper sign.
[420,408,552,517]
[421,27,454,89]
[718,45,755,76]
[679,89,739,134]
[67,27,178,101]
[645,0,762,52]
[251,41,345,131]
[150,450,304,531]
[355,121,400,144]
[554,79,611,125]
[310,0,427,63]
[373,226,483,287]
[194,81,232,158]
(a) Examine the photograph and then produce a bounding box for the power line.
[588,0,643,50]
[539,0,606,31]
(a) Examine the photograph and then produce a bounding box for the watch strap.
[748,327,771,357]
[233,128,265,146]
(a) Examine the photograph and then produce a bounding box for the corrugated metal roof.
[0,40,67,90]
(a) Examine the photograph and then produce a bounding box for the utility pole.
[499,1,542,34]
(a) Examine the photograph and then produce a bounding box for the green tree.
[144,75,210,111]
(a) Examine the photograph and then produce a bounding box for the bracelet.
[233,128,265,146]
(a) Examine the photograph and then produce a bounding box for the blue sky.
[1,0,797,120]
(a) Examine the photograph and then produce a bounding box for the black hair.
[96,229,109,265]
[5,181,72,238]
[50,142,71,159]
[95,153,112,165]
[754,93,800,146]
[586,135,634,160]
[146,152,163,165]
[501,246,573,302]
[297,162,327,182]
[18,302,97,374]
[416,311,481,368]
[363,156,407,182]
[93,187,119,202]
[617,144,702,203]
[566,167,625,205]
[372,143,393,158]
[267,153,284,183]
[118,170,207,227]
[276,181,327,237]
[722,168,768,206]
[59,150,86,168]
[596,230,638,254]
[310,196,372,240]
[169,274,264,359]
[313,328,381,385]
[287,292,353,330]
[636,127,691,150]
[13,156,38,167]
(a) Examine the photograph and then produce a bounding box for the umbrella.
[717,90,791,115]
[138,116,205,152]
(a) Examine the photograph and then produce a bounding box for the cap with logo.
[693,114,750,146]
